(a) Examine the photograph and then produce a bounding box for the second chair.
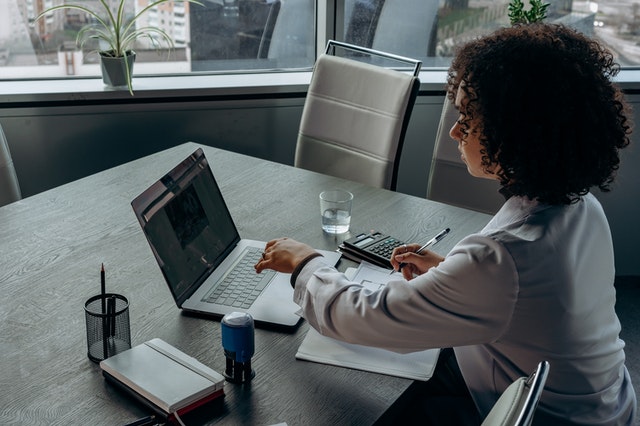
[294,40,421,190]
[0,123,21,207]
[426,97,504,214]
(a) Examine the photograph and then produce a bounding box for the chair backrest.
[259,0,314,63]
[426,97,504,214]
[0,123,21,207]
[294,40,421,190]
[371,0,439,59]
[257,0,282,59]
[481,361,550,426]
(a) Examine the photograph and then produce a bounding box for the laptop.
[131,148,341,328]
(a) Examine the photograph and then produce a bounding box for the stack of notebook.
[100,338,225,424]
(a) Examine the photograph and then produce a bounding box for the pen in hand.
[396,228,451,272]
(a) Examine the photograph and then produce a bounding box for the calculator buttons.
[368,238,404,259]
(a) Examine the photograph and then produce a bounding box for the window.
[339,0,640,68]
[0,0,638,81]
[189,0,315,71]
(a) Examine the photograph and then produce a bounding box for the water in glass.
[322,208,351,234]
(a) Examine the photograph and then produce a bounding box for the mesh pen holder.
[84,293,131,362]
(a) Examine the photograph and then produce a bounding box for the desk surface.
[0,142,491,425]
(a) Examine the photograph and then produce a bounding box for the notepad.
[295,262,440,381]
[100,338,225,422]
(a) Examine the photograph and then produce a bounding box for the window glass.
[0,0,316,79]
[0,0,637,81]
[189,0,315,71]
[341,0,640,68]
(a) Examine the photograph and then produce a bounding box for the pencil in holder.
[84,293,131,362]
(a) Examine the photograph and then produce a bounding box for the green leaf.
[508,0,549,25]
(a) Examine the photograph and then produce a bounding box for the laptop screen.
[131,149,241,305]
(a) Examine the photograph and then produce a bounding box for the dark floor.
[615,276,640,425]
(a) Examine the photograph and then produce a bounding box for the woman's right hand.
[390,244,445,280]
[254,237,318,274]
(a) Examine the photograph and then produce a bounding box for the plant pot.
[99,51,136,89]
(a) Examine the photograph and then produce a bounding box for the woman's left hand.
[390,244,445,280]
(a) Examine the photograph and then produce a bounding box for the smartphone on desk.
[339,231,406,269]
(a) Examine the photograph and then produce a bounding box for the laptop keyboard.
[202,247,276,308]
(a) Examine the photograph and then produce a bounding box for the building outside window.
[0,0,638,81]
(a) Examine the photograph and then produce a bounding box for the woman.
[255,23,636,425]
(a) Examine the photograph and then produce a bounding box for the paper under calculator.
[339,231,406,269]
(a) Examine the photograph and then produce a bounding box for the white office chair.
[481,361,550,426]
[426,97,504,214]
[294,40,421,190]
[0,123,21,207]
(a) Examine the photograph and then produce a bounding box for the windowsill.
[0,68,450,105]
[1,68,639,105]
[0,71,314,104]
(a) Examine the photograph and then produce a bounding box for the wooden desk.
[0,142,491,425]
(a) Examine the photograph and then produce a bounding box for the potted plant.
[508,0,550,25]
[36,0,203,95]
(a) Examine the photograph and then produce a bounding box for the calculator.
[339,231,406,269]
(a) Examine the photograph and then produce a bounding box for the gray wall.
[0,93,637,275]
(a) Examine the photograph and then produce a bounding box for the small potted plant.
[508,0,550,25]
[36,0,203,95]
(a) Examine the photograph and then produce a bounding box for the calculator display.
[354,237,375,247]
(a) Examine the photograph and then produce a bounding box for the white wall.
[0,92,638,276]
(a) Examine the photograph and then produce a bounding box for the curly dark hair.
[447,23,632,205]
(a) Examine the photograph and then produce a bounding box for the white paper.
[295,262,440,381]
